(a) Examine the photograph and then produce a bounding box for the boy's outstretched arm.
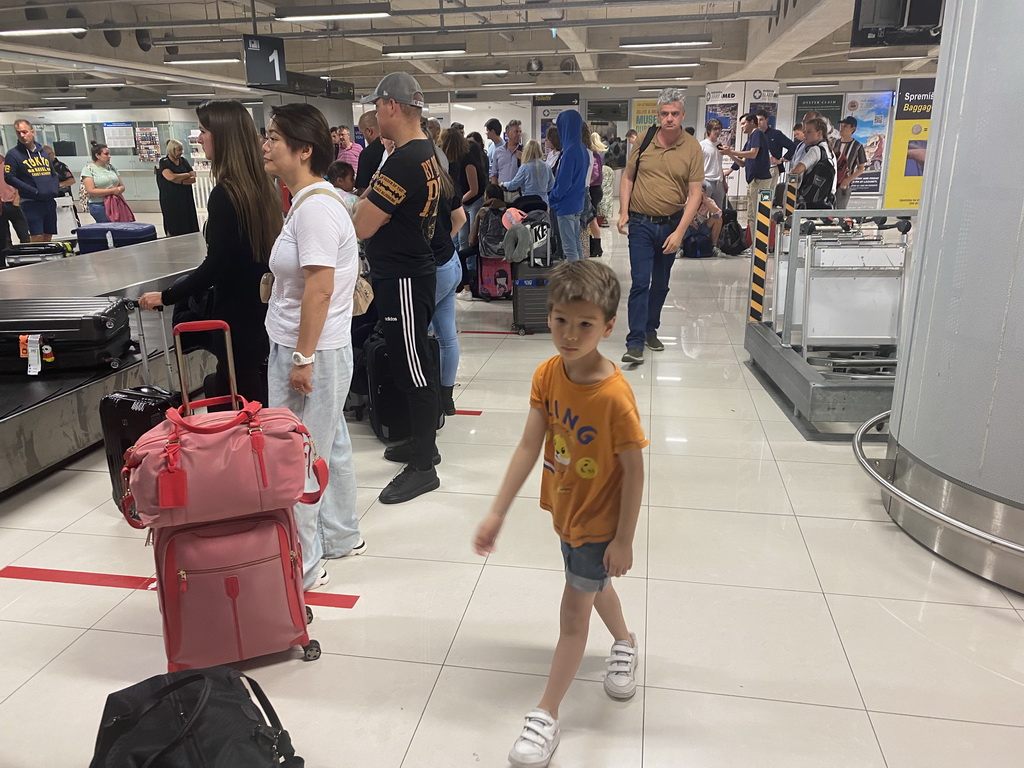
[604,448,644,578]
[472,406,548,555]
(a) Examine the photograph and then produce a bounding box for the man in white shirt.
[791,117,837,209]
[699,118,726,210]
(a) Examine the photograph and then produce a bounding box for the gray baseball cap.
[360,72,426,108]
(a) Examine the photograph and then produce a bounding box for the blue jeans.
[458,197,484,254]
[88,201,109,223]
[429,254,462,387]
[626,214,679,350]
[556,212,583,261]
[268,343,361,590]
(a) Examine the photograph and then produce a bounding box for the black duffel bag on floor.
[89,666,304,767]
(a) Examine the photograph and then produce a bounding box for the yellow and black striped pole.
[748,188,773,323]
[784,173,797,228]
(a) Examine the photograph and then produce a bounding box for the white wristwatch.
[292,351,315,366]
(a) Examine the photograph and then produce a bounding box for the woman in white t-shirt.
[263,103,364,591]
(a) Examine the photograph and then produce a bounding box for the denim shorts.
[20,199,57,236]
[560,540,610,593]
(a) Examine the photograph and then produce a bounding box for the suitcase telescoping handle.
[172,320,240,415]
[132,302,176,392]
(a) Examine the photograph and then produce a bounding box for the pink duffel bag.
[121,395,327,528]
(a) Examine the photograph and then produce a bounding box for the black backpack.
[718,198,747,255]
[89,666,303,767]
[797,140,837,210]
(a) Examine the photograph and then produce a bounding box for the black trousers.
[373,274,439,469]
[1,202,30,249]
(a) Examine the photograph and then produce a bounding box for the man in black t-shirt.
[354,72,443,505]
[354,110,384,195]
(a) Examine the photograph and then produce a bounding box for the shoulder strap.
[633,126,659,169]
[285,186,345,225]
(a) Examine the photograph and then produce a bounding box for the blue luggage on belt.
[77,222,158,254]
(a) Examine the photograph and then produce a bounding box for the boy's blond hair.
[546,259,620,322]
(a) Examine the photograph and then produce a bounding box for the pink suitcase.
[153,508,320,672]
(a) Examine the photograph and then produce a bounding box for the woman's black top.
[430,192,463,267]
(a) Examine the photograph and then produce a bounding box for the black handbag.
[718,198,747,255]
[89,666,304,768]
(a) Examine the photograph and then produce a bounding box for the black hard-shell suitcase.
[364,332,445,442]
[0,297,132,373]
[78,222,158,254]
[100,304,181,508]
[1,241,72,268]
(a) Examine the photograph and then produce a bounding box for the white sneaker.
[604,632,638,700]
[310,565,330,590]
[508,708,560,768]
[339,538,367,558]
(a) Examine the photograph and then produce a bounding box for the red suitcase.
[154,508,320,672]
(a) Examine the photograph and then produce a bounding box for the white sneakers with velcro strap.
[604,632,638,700]
[508,708,560,768]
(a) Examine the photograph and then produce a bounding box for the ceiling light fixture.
[274,3,391,21]
[628,61,701,69]
[619,34,713,49]
[512,92,555,96]
[0,21,88,37]
[443,69,509,76]
[70,82,127,89]
[43,95,86,100]
[382,43,467,57]
[170,93,216,98]
[165,53,241,65]
[480,82,534,87]
[848,53,929,62]
[634,77,692,83]
[787,81,840,89]
[451,104,476,111]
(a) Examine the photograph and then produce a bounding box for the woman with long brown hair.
[441,128,485,253]
[141,100,282,404]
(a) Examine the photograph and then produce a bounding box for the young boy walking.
[474,259,647,768]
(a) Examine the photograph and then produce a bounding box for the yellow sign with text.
[631,99,658,133]
[883,78,934,209]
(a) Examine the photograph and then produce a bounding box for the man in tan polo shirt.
[617,88,705,364]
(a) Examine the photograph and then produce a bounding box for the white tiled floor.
[3,230,1024,766]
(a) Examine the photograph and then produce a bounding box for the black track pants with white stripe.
[373,274,439,469]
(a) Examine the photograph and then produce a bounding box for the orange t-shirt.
[529,356,648,546]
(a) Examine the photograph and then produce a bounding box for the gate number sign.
[243,35,288,87]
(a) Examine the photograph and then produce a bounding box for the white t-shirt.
[793,141,838,195]
[699,138,724,182]
[265,182,359,350]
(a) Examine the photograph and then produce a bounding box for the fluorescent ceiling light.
[43,95,86,100]
[513,92,555,96]
[70,82,127,89]
[637,88,666,93]
[444,69,509,76]
[628,62,701,69]
[170,93,216,98]
[452,104,476,111]
[481,82,534,87]
[153,37,229,47]
[165,53,241,65]
[382,43,467,57]
[635,77,691,83]
[275,3,391,21]
[787,82,840,89]
[620,34,713,49]
[0,22,87,37]
[848,53,929,62]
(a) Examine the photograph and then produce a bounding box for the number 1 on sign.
[269,48,280,81]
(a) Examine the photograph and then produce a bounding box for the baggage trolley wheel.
[303,639,321,661]
[306,606,313,625]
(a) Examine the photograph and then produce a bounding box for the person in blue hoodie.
[3,120,59,243]
[547,110,590,261]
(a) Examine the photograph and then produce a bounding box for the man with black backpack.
[617,88,704,365]
[792,117,837,210]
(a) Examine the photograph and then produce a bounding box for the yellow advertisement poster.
[631,99,658,133]
[883,78,934,209]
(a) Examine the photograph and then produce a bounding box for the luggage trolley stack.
[119,320,327,671]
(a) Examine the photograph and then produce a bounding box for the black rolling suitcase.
[364,331,445,442]
[0,297,132,374]
[1,242,72,268]
[100,304,181,508]
[511,213,554,335]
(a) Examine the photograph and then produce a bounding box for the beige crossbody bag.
[259,187,373,315]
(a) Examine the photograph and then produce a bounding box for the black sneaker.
[645,334,665,352]
[383,439,441,465]
[378,465,440,505]
[621,348,644,364]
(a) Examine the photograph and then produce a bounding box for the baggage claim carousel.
[0,234,217,494]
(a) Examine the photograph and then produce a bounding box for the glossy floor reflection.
[2,228,1024,767]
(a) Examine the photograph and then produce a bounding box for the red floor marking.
[454,409,483,416]
[457,330,517,335]
[0,565,359,608]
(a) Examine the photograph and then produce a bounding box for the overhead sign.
[532,93,579,107]
[243,35,287,87]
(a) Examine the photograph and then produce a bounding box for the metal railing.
[853,411,1024,556]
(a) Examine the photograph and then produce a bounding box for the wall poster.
[795,94,843,143]
[883,78,934,209]
[843,92,893,194]
[630,99,659,134]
